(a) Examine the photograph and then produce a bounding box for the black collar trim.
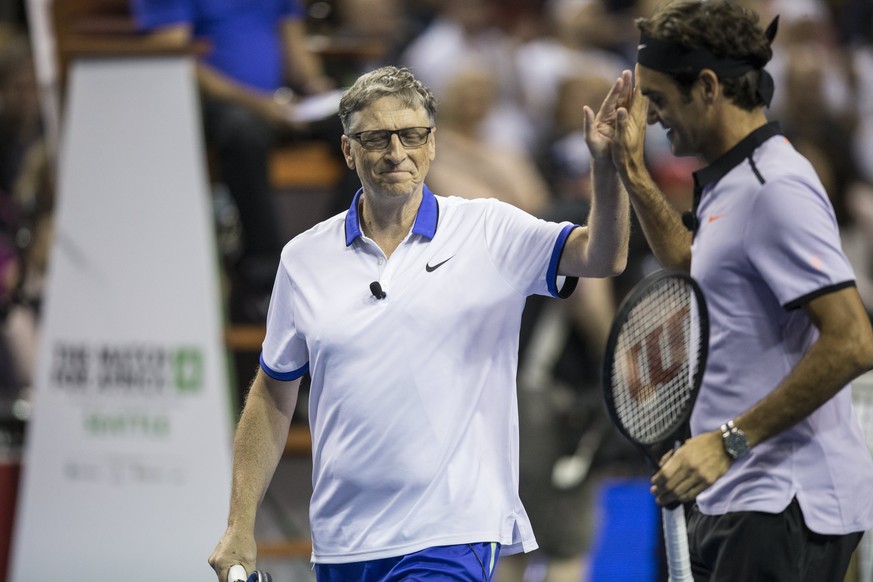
[692,121,783,192]
[684,122,783,236]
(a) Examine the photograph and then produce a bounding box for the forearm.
[735,325,873,449]
[226,372,299,531]
[196,66,272,112]
[621,163,692,271]
[731,287,873,450]
[138,24,248,110]
[562,160,630,277]
[590,159,630,274]
[141,23,271,112]
[650,338,866,505]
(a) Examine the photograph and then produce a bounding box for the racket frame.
[600,269,709,582]
[601,269,710,466]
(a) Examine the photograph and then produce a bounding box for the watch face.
[725,431,750,458]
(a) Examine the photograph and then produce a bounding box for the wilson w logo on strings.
[620,304,691,402]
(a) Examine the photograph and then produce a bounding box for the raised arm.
[208,369,301,581]
[612,68,692,272]
[558,71,632,278]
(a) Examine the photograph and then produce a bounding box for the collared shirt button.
[378,258,385,266]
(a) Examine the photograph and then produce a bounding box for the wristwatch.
[720,420,750,460]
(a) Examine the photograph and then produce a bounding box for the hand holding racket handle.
[228,565,248,582]
[227,565,273,582]
[659,442,693,582]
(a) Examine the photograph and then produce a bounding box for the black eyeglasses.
[347,127,433,151]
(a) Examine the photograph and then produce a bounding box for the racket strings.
[610,278,704,445]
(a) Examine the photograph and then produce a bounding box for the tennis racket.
[601,269,709,582]
[228,565,272,582]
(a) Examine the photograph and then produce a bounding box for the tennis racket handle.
[662,505,694,582]
[227,565,247,582]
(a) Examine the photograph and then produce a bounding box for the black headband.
[636,16,779,106]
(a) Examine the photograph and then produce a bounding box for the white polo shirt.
[260,185,578,563]
[689,122,873,534]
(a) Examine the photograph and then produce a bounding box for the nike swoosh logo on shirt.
[425,256,454,272]
[708,214,726,223]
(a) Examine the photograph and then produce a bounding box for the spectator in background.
[131,0,340,323]
[400,0,536,152]
[330,0,413,73]
[845,183,873,319]
[0,34,41,200]
[0,0,27,47]
[847,9,873,182]
[399,0,507,98]
[426,64,550,216]
[512,0,631,149]
[770,8,873,320]
[0,30,52,411]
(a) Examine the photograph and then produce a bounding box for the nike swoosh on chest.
[425,256,454,272]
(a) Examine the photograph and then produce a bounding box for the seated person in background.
[400,0,537,152]
[131,0,340,322]
[0,30,52,407]
[426,64,551,217]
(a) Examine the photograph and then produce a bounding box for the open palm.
[584,69,650,173]
[583,70,633,163]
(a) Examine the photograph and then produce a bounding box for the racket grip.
[228,564,247,582]
[662,505,694,582]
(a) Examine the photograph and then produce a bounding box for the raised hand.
[650,430,731,505]
[611,65,649,178]
[582,69,633,164]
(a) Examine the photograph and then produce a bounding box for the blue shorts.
[313,542,501,582]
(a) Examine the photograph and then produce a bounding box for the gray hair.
[338,66,438,133]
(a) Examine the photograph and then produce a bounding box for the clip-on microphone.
[369,281,387,300]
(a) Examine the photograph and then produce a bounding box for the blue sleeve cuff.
[260,353,309,381]
[547,224,580,298]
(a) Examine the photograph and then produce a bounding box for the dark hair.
[636,0,773,110]
[339,66,438,133]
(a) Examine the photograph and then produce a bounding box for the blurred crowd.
[2,0,873,579]
[0,0,48,423]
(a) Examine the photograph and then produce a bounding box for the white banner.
[10,55,234,581]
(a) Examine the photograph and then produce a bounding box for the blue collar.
[345,185,439,246]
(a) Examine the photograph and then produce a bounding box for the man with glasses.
[209,65,634,582]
